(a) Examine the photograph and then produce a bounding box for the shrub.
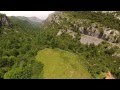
[4,66,32,79]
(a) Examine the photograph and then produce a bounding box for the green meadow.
[36,48,92,79]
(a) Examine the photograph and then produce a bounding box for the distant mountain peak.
[28,16,43,22]
[16,16,43,23]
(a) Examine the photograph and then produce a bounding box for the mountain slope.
[40,11,120,79]
[10,16,43,27]
[45,11,120,44]
[16,16,42,22]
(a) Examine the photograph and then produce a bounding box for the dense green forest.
[0,11,120,79]
[0,16,43,79]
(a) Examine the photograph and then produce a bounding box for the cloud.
[0,11,55,19]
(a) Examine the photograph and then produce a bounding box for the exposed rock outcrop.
[46,11,120,44]
[79,24,120,43]
[0,14,12,27]
[57,29,77,39]
[46,11,63,24]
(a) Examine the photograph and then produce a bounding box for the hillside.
[9,16,42,27]
[45,11,120,44]
[40,11,120,78]
[16,16,42,23]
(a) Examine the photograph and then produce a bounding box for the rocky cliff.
[45,11,120,44]
[78,22,120,43]
[0,14,12,27]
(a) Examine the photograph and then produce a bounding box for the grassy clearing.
[36,48,92,79]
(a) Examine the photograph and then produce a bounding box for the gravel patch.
[80,34,103,45]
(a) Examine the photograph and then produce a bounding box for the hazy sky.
[0,11,55,20]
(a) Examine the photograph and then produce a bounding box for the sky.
[0,11,55,20]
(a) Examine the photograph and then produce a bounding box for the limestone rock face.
[78,23,120,43]
[46,12,63,24]
[45,11,120,44]
[0,14,12,27]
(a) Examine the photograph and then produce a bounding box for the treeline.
[67,11,120,31]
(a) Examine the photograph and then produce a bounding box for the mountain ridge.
[16,16,43,23]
